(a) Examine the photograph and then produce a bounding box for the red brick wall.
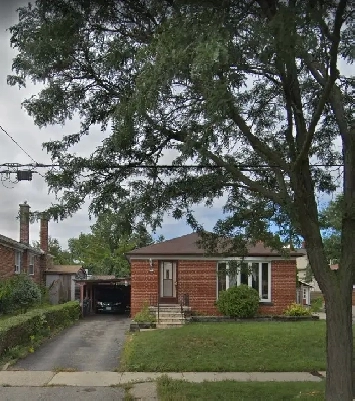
[19,203,30,244]
[130,259,159,316]
[0,245,44,285]
[30,252,43,285]
[130,258,297,317]
[259,260,297,315]
[0,244,16,279]
[40,218,49,253]
[178,260,218,315]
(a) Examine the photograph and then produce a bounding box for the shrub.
[284,303,312,316]
[38,285,50,305]
[134,302,156,323]
[0,301,81,357]
[216,284,260,318]
[0,275,41,314]
[310,297,324,313]
[11,275,42,313]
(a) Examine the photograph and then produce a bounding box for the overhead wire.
[0,162,345,171]
[0,125,45,177]
[0,125,344,180]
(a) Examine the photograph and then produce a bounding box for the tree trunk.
[340,127,355,399]
[292,153,354,400]
[324,285,353,400]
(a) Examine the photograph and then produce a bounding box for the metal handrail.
[157,300,160,324]
[149,294,159,324]
[179,293,190,316]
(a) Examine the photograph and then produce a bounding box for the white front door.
[160,261,177,301]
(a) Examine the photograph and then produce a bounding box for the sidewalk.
[0,371,326,387]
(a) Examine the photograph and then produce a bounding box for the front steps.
[149,304,191,329]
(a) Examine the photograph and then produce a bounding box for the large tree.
[68,210,154,276]
[320,194,343,264]
[8,1,354,399]
[32,236,74,265]
[303,194,343,283]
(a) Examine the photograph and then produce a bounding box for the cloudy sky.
[0,2,348,248]
[0,0,223,247]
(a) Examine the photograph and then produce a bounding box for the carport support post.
[80,283,84,316]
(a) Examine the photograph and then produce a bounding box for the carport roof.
[74,277,130,284]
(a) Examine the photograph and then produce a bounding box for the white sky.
[0,2,351,247]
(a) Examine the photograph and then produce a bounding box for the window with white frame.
[28,254,35,276]
[15,251,21,274]
[217,261,271,302]
[302,287,307,299]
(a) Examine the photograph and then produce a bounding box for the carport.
[74,276,131,316]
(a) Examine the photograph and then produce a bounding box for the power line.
[0,125,45,177]
[0,162,345,170]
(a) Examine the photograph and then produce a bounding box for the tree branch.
[203,150,285,205]
[294,0,347,168]
[144,113,286,204]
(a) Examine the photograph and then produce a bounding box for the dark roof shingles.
[126,232,304,257]
[0,234,43,254]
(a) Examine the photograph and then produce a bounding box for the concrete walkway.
[0,371,326,387]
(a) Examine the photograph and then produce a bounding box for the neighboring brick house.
[126,232,304,317]
[0,202,51,285]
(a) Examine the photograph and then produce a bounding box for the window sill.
[259,301,273,306]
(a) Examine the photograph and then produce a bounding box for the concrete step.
[154,312,184,317]
[149,305,191,311]
[157,324,184,329]
[157,319,185,324]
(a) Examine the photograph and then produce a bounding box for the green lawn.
[156,377,325,401]
[121,321,334,372]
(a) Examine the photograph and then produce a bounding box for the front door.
[159,261,177,303]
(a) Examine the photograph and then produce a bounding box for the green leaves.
[66,210,154,276]
[6,0,352,251]
[32,236,74,265]
[216,285,260,319]
[0,275,41,315]
[317,194,343,264]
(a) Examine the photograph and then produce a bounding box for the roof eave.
[127,252,304,259]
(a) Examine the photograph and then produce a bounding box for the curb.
[0,371,326,387]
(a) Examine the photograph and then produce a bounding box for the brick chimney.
[40,215,49,253]
[19,202,30,244]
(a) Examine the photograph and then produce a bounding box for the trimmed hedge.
[0,301,81,357]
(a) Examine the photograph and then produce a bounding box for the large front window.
[217,261,271,302]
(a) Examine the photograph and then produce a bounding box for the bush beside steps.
[0,301,81,362]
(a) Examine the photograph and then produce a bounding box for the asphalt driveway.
[12,314,130,372]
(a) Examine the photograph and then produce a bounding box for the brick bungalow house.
[126,232,305,317]
[0,202,51,285]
